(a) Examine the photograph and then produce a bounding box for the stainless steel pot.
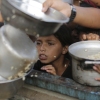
[0,76,24,99]
[0,71,30,99]
[1,0,69,36]
[0,24,38,79]
[68,41,100,86]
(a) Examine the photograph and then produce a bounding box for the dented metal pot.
[0,24,38,79]
[68,41,100,86]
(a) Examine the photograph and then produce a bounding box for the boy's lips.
[39,54,47,60]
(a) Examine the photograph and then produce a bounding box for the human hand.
[93,64,100,81]
[41,65,56,75]
[79,32,100,41]
[42,0,71,17]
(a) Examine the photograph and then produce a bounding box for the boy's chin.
[40,60,50,64]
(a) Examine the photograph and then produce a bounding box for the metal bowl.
[1,0,69,36]
[0,76,24,99]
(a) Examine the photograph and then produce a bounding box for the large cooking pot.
[0,77,24,99]
[0,71,29,99]
[0,24,38,79]
[68,41,100,86]
[1,0,70,36]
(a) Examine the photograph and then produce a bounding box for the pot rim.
[7,0,69,23]
[68,40,100,61]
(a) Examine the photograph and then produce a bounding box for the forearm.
[73,6,100,28]
[43,0,100,29]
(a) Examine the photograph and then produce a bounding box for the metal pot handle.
[85,61,100,64]
[80,60,100,70]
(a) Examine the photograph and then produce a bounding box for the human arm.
[42,0,100,28]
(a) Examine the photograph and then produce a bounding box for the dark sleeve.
[80,1,93,7]
[62,64,73,79]
[0,22,4,27]
[33,60,47,73]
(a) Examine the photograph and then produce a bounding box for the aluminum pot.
[0,73,28,99]
[0,24,38,79]
[0,76,24,99]
[68,41,100,86]
[1,0,69,36]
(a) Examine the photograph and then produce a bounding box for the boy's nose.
[40,45,46,51]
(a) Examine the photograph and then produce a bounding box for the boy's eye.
[36,41,41,45]
[48,42,54,45]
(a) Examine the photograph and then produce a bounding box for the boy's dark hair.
[54,24,72,46]
[54,24,72,60]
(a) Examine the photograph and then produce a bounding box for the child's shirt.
[33,60,72,79]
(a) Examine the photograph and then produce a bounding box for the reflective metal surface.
[1,0,69,36]
[0,76,24,99]
[0,24,38,79]
[68,41,100,60]
[7,0,69,23]
[68,41,100,86]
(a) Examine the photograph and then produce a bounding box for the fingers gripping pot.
[0,24,38,79]
[1,0,69,36]
[68,41,100,86]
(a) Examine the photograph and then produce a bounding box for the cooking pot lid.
[68,41,100,60]
[7,0,69,23]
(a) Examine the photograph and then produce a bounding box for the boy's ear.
[62,45,68,54]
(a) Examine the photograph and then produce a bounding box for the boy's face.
[36,35,66,64]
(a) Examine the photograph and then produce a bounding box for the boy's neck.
[52,56,69,76]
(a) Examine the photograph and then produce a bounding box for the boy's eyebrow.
[47,40,55,42]
[36,39,56,42]
[36,39,41,41]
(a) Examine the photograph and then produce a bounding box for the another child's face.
[36,35,64,64]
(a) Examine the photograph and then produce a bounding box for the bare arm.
[0,12,3,22]
[74,6,100,28]
[43,0,100,29]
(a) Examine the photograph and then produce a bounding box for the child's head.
[36,25,72,64]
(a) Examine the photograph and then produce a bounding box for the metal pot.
[0,24,38,79]
[0,76,24,99]
[0,70,31,99]
[1,0,69,36]
[68,41,100,86]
